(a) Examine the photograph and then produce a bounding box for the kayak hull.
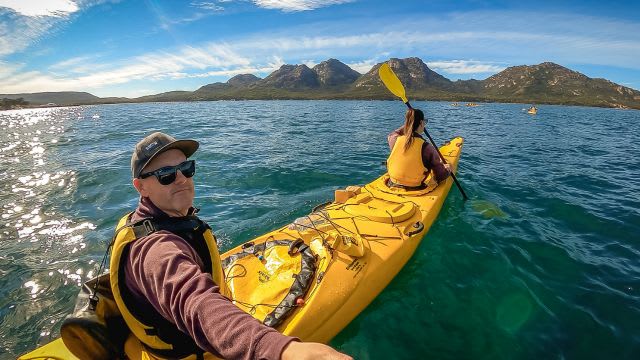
[19,137,464,360]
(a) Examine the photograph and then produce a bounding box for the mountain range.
[2,57,639,110]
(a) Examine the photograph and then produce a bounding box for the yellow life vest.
[110,213,230,359]
[387,135,428,187]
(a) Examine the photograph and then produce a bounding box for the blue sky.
[1,0,639,97]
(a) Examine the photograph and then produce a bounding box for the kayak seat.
[368,174,438,196]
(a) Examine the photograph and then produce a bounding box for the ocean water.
[1,100,639,359]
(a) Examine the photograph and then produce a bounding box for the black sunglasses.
[139,160,196,185]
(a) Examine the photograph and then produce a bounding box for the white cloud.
[253,0,353,12]
[47,55,102,73]
[117,88,158,98]
[155,2,225,29]
[0,43,253,94]
[0,13,57,56]
[0,60,24,80]
[427,60,507,74]
[301,59,317,68]
[0,0,79,17]
[180,64,280,79]
[191,1,224,12]
[3,9,640,96]
[267,55,285,70]
[346,58,380,74]
[0,1,118,57]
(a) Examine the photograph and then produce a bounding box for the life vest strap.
[132,219,156,238]
[130,217,209,238]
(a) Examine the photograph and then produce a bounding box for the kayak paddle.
[378,62,469,200]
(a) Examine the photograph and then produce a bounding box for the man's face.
[133,149,195,217]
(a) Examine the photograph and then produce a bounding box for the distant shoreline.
[3,98,637,112]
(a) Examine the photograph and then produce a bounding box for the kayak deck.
[258,136,463,342]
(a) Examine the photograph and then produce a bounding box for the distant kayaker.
[386,108,451,188]
[110,132,351,360]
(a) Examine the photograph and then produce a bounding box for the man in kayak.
[110,132,351,360]
[387,108,451,188]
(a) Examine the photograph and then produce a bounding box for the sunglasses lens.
[157,172,177,185]
[144,160,195,185]
[181,160,196,178]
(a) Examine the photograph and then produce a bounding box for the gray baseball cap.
[131,132,199,178]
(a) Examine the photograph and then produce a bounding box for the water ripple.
[2,102,640,359]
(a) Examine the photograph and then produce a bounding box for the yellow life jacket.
[387,135,428,187]
[110,213,230,359]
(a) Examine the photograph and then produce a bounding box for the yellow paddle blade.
[378,63,408,104]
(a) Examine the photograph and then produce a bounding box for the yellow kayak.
[20,136,464,360]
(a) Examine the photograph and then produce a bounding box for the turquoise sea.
[1,101,639,359]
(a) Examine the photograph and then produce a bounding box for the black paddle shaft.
[406,101,469,200]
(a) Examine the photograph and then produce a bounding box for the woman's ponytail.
[402,108,424,151]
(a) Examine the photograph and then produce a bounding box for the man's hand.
[444,163,452,173]
[281,341,352,360]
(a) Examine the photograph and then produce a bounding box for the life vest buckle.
[142,219,155,235]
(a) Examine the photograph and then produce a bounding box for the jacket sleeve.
[126,232,297,360]
[422,142,451,183]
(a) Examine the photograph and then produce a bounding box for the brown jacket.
[124,196,296,359]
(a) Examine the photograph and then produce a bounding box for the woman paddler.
[386,108,451,189]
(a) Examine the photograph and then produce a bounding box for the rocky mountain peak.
[484,62,588,92]
[355,57,452,90]
[312,59,361,86]
[482,61,640,108]
[260,64,320,88]
[227,74,261,87]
